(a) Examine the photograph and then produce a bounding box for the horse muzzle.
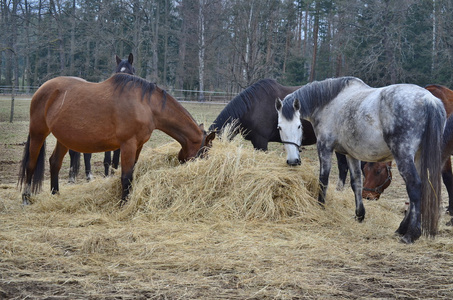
[287,158,301,166]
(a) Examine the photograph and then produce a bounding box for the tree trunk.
[431,0,436,75]
[70,0,76,75]
[198,0,206,101]
[309,0,319,82]
[163,0,169,85]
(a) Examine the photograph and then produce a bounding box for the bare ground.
[1,103,453,299]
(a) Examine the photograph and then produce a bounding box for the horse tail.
[18,135,46,194]
[420,102,445,237]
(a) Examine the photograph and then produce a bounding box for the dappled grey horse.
[276,77,445,244]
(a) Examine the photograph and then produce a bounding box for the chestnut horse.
[19,73,215,204]
[68,53,136,182]
[362,84,453,215]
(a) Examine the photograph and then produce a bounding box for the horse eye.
[277,126,281,130]
[298,125,301,129]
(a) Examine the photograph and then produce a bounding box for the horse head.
[362,162,392,200]
[115,53,135,75]
[275,97,302,166]
[178,124,216,162]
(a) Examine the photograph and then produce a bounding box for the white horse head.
[275,97,302,166]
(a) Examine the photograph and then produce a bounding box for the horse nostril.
[287,159,301,166]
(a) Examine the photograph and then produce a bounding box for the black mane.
[111,73,167,107]
[209,79,282,131]
[282,77,361,119]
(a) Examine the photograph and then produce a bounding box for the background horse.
[68,53,135,183]
[19,73,215,204]
[275,77,445,243]
[361,84,453,215]
[209,78,349,189]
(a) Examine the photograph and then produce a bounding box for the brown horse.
[68,53,136,182]
[362,84,453,214]
[19,73,215,205]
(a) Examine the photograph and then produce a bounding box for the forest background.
[1,0,453,102]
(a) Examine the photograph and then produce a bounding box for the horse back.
[32,76,152,152]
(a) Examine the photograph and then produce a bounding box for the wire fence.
[0,86,235,104]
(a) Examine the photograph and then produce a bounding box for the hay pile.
[29,133,353,224]
[127,138,320,222]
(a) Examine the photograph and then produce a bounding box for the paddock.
[1,102,453,298]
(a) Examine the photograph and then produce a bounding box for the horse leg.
[119,142,138,204]
[251,136,268,151]
[21,134,47,205]
[112,149,121,173]
[317,143,333,205]
[335,152,349,191]
[442,158,453,215]
[49,141,69,195]
[68,150,80,183]
[345,156,365,221]
[394,158,422,243]
[104,151,112,176]
[83,153,93,181]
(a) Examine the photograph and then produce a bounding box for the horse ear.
[205,131,216,147]
[293,98,300,111]
[199,123,205,131]
[128,53,134,64]
[115,55,121,65]
[275,98,283,111]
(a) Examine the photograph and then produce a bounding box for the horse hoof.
[68,177,75,184]
[400,231,420,244]
[400,235,414,244]
[86,173,93,182]
[446,218,453,226]
[22,194,31,205]
[335,180,345,191]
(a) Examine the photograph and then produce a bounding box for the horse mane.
[283,77,361,119]
[425,84,446,89]
[209,79,281,131]
[111,73,167,107]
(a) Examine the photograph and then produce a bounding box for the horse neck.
[152,93,202,159]
[294,77,357,117]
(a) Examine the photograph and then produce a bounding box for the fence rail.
[0,86,235,104]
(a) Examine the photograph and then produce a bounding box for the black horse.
[68,53,135,183]
[209,78,349,188]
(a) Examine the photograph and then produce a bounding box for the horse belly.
[336,123,393,162]
[46,98,121,153]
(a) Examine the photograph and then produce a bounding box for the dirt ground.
[1,102,453,299]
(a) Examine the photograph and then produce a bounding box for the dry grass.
[2,104,453,298]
